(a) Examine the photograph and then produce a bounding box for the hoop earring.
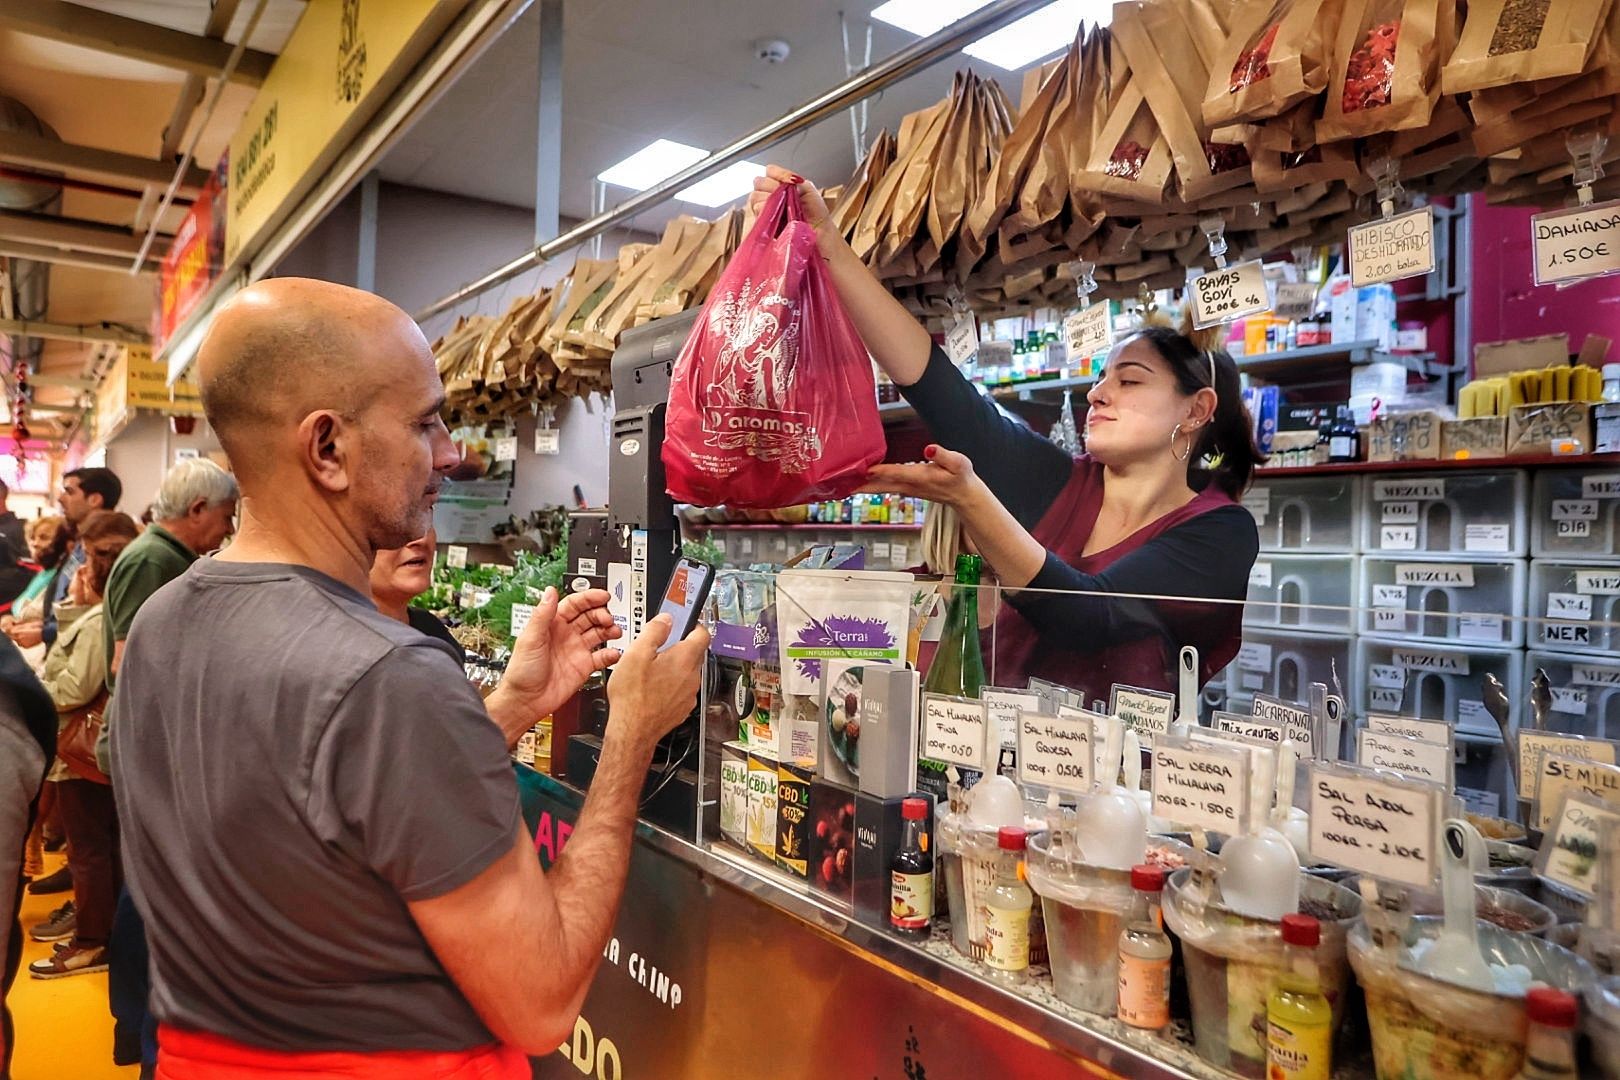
[1170,423,1194,462]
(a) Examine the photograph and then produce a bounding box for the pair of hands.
[4,616,41,648]
[490,586,708,757]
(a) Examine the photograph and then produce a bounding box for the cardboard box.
[808,780,857,906]
[1440,417,1508,461]
[1598,403,1620,455]
[1367,411,1443,462]
[775,760,815,878]
[1474,334,1569,379]
[1508,402,1592,457]
[857,667,921,800]
[719,742,749,850]
[746,749,778,863]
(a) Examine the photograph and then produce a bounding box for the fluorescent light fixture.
[870,0,1111,71]
[676,161,766,208]
[597,139,708,191]
[869,0,989,37]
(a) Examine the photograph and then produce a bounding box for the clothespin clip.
[1063,260,1098,309]
[1569,127,1608,208]
[1370,156,1404,220]
[1199,215,1229,270]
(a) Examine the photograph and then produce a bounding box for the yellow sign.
[225,0,464,264]
[93,346,205,449]
[92,349,130,449]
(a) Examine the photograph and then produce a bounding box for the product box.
[1474,334,1569,379]
[1440,417,1508,460]
[1366,411,1442,462]
[820,661,865,789]
[1507,402,1592,457]
[745,749,779,862]
[775,760,814,878]
[808,779,857,906]
[1597,403,1620,455]
[1244,385,1280,455]
[1330,282,1357,344]
[1279,404,1335,433]
[719,742,749,850]
[853,791,929,928]
[857,666,921,800]
[1356,285,1397,351]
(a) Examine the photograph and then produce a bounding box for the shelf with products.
[699,523,925,532]
[1255,452,1620,478]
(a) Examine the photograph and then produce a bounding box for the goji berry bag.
[1203,0,1344,126]
[663,186,886,509]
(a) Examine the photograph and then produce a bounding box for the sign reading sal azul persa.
[225,0,465,265]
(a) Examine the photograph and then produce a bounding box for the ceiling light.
[597,139,708,191]
[869,0,990,37]
[869,0,1111,71]
[677,161,766,208]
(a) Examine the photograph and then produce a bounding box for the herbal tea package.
[1203,0,1344,126]
[1318,0,1457,142]
[1442,0,1614,93]
[773,570,916,698]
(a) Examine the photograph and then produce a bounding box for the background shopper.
[6,469,122,654]
[371,527,465,661]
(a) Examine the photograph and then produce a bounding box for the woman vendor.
[752,167,1262,702]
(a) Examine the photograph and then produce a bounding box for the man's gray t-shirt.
[111,559,521,1052]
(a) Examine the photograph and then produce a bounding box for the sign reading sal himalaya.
[225,0,468,265]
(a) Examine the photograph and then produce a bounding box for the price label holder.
[1532,753,1620,832]
[1356,727,1455,791]
[446,545,469,569]
[921,693,990,771]
[1028,677,1079,711]
[1058,704,1117,783]
[510,602,536,638]
[1016,709,1094,796]
[1536,790,1620,898]
[1366,714,1452,746]
[1189,728,1279,823]
[1532,130,1620,288]
[1271,281,1317,321]
[943,289,979,367]
[1308,761,1442,889]
[1348,157,1436,288]
[1212,711,1284,745]
[1517,730,1620,802]
[493,435,519,463]
[1189,215,1269,330]
[1109,683,1176,739]
[1251,693,1315,756]
[984,687,1045,752]
[1150,734,1251,835]
[1061,261,1112,365]
[534,428,561,455]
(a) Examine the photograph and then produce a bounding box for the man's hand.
[604,614,708,758]
[486,588,622,743]
[8,621,42,648]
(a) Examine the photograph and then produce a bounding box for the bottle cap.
[901,797,929,821]
[1525,986,1578,1029]
[1130,864,1166,892]
[1280,913,1320,948]
[997,825,1027,852]
[1605,363,1620,381]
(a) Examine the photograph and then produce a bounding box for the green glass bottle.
[924,553,986,699]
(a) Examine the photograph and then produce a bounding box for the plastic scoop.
[1218,827,1301,920]
[1074,784,1147,872]
[967,775,1024,829]
[1172,646,1199,737]
[1420,818,1495,993]
[1274,739,1311,861]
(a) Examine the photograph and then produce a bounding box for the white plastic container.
[1227,628,1354,706]
[1359,557,1527,648]
[1360,470,1529,557]
[1527,560,1620,656]
[1247,474,1361,553]
[1356,637,1523,738]
[1525,650,1620,740]
[1244,554,1358,633]
[1531,467,1620,559]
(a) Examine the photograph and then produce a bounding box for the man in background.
[0,479,27,562]
[6,468,122,652]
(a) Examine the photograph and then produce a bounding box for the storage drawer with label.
[1527,561,1620,656]
[1246,475,1360,553]
[1359,557,1526,648]
[1243,554,1358,633]
[1355,638,1522,738]
[1359,471,1528,556]
[1524,650,1620,740]
[1531,469,1620,559]
[1225,628,1354,707]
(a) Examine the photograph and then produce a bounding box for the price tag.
[1577,569,1620,595]
[1064,304,1113,363]
[1367,714,1450,745]
[1242,673,1267,691]
[1464,523,1511,553]
[1249,561,1273,589]
[1531,198,1620,287]
[1357,729,1454,789]
[943,313,979,367]
[1457,786,1501,818]
[984,688,1044,752]
[493,436,519,462]
[1251,694,1315,754]
[1382,501,1419,524]
[1518,730,1620,798]
[1396,563,1474,588]
[1272,281,1317,321]
[1537,791,1620,897]
[1151,735,1250,833]
[1381,525,1418,551]
[534,428,561,455]
[1534,754,1620,831]
[1373,584,1408,608]
[1109,684,1176,738]
[1213,711,1284,744]
[1017,709,1094,794]
[1238,642,1273,673]
[1553,499,1598,522]
[1369,666,1407,691]
[1349,206,1437,286]
[1548,592,1592,621]
[1242,488,1271,523]
[921,694,989,770]
[1552,686,1589,716]
[1584,475,1620,499]
[510,603,536,638]
[890,542,911,568]
[1458,614,1505,643]
[1308,762,1440,888]
[1456,698,1490,729]
[446,545,469,569]
[1190,259,1270,329]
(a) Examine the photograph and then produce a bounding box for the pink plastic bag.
[663,187,886,509]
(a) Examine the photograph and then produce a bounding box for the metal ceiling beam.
[0,318,147,347]
[0,0,275,85]
[0,240,158,275]
[0,209,170,258]
[0,130,210,192]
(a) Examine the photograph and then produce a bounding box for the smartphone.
[653,557,715,652]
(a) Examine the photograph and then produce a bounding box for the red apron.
[986,456,1244,703]
[156,1025,531,1080]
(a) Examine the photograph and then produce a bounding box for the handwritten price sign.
[1190,259,1269,329]
[1349,207,1436,286]
[1309,763,1440,888]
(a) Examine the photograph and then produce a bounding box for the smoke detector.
[755,38,791,64]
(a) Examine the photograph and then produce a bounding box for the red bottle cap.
[1280,913,1320,948]
[997,826,1027,852]
[901,797,929,821]
[1130,864,1166,892]
[1525,987,1579,1029]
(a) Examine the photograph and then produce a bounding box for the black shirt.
[408,607,468,665]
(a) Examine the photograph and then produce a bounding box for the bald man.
[110,279,708,1078]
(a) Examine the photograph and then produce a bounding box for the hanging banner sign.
[1348,207,1436,286]
[1532,198,1620,287]
[156,155,227,355]
[1190,259,1269,329]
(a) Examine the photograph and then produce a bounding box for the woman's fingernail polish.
[789,174,805,185]
[924,445,937,460]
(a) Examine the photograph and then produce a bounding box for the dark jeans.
[110,887,156,1068]
[57,778,119,947]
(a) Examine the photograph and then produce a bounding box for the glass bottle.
[1267,913,1332,1080]
[1116,864,1171,1031]
[922,553,985,700]
[1328,406,1359,464]
[889,797,934,939]
[1515,987,1579,1079]
[983,825,1031,983]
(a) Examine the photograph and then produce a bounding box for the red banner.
[155,154,227,353]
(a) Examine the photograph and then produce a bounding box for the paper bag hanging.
[1075,79,1176,204]
[1203,0,1344,126]
[1318,0,1456,141]
[1442,0,1615,93]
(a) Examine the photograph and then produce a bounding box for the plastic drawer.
[1359,557,1527,648]
[1226,628,1354,707]
[1360,471,1528,557]
[1525,650,1620,740]
[1527,560,1620,656]
[1356,637,1522,739]
[1243,554,1358,633]
[1246,474,1361,553]
[1532,468,1620,559]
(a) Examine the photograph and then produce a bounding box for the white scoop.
[1218,827,1301,920]
[1419,818,1494,993]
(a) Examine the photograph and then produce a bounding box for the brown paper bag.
[541,258,616,358]
[831,130,897,242]
[877,92,957,270]
[1076,78,1176,204]
[1204,0,1344,126]
[1275,181,1331,214]
[1318,0,1456,141]
[1251,140,1360,192]
[1002,42,1080,239]
[1442,0,1614,93]
[851,100,947,263]
[1471,96,1612,157]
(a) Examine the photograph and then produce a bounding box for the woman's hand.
[750,166,841,259]
[68,564,98,607]
[860,445,988,508]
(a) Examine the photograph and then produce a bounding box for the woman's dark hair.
[80,511,140,595]
[39,520,72,571]
[1121,323,1267,498]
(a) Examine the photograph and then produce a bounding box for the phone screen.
[654,559,713,652]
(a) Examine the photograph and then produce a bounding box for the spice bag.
[1076,78,1177,204]
[1317,0,1456,141]
[1442,0,1614,93]
[1203,0,1343,126]
[1251,140,1360,193]
[663,187,885,509]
